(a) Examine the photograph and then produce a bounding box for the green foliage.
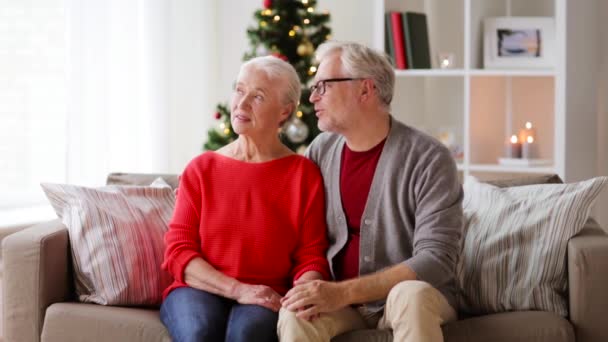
[202,104,236,151]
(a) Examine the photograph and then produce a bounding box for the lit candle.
[506,134,522,158]
[437,52,455,69]
[518,121,536,144]
[522,135,535,159]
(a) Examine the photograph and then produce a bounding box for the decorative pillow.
[41,179,175,306]
[457,176,607,316]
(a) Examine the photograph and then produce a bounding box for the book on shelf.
[498,158,552,167]
[384,11,431,70]
[389,12,408,69]
[402,12,431,69]
[384,13,395,67]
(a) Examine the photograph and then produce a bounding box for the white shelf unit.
[369,0,591,181]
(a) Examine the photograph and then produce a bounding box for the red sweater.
[162,152,330,298]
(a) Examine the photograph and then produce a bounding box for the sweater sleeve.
[403,147,463,288]
[162,160,204,284]
[291,167,331,282]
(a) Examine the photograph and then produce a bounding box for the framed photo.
[484,17,555,69]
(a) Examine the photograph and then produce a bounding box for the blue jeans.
[160,287,279,342]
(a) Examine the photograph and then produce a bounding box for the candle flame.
[525,122,532,129]
[527,136,534,143]
[510,135,518,143]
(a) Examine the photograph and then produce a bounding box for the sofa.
[3,173,608,342]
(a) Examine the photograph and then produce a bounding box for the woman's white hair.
[315,41,395,109]
[239,56,301,116]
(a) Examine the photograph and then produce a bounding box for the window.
[0,1,67,209]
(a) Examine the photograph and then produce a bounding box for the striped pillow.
[457,176,607,316]
[41,180,175,306]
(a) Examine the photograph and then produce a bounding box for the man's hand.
[233,283,282,312]
[281,280,347,320]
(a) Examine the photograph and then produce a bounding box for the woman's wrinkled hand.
[233,283,282,312]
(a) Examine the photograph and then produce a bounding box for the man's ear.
[359,79,374,102]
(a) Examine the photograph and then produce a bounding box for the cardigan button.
[364,219,372,225]
[363,256,371,262]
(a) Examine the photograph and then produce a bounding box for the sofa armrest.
[568,221,608,342]
[2,219,71,342]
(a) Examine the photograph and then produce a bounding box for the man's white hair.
[315,41,395,109]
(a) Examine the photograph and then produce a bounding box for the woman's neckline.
[209,150,299,165]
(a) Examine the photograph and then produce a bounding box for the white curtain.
[0,0,68,210]
[66,0,169,185]
[66,0,217,186]
[0,0,217,225]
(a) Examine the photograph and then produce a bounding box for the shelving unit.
[366,0,589,181]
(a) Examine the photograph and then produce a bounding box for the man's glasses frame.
[309,78,365,96]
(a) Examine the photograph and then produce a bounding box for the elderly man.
[278,41,463,342]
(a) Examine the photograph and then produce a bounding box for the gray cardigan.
[305,116,463,312]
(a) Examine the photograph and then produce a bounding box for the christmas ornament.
[297,40,314,56]
[214,112,221,120]
[255,45,269,56]
[271,52,288,61]
[263,0,272,9]
[285,118,309,143]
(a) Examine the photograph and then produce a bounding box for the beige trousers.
[277,280,457,342]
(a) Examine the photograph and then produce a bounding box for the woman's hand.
[233,283,282,312]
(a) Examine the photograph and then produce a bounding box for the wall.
[167,1,218,174]
[596,0,608,229]
[564,0,599,183]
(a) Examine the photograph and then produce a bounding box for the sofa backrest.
[106,173,179,189]
[106,172,601,230]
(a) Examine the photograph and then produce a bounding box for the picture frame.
[483,17,555,69]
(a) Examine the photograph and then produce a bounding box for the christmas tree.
[203,0,331,153]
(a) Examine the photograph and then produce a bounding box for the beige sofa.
[3,173,608,342]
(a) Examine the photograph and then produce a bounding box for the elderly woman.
[160,56,330,342]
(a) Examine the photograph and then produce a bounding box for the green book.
[385,13,396,67]
[403,12,431,69]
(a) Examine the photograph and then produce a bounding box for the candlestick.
[506,134,522,158]
[522,135,535,159]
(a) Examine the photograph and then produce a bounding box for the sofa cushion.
[442,311,574,342]
[41,303,171,342]
[457,176,607,316]
[331,311,573,342]
[485,173,601,239]
[41,181,174,306]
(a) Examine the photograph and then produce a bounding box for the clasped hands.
[235,279,344,321]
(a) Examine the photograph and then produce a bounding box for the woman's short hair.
[239,56,301,116]
[315,41,395,109]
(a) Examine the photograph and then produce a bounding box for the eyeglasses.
[309,78,365,96]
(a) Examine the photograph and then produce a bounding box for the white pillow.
[457,176,607,316]
[41,179,174,306]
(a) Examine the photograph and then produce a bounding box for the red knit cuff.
[293,263,331,283]
[171,250,201,283]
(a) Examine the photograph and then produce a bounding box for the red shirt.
[162,152,330,298]
[334,139,386,281]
